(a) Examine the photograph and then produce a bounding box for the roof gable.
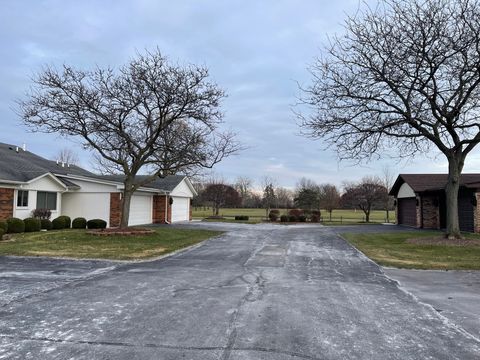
[389,173,480,195]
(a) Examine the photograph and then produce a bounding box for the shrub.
[310,215,320,223]
[0,228,4,239]
[7,218,25,233]
[41,219,53,230]
[87,219,107,229]
[31,208,52,220]
[288,209,303,218]
[24,217,41,232]
[288,215,297,222]
[311,210,321,217]
[57,216,71,229]
[234,215,249,221]
[280,215,288,222]
[0,220,7,233]
[72,217,87,229]
[52,217,66,230]
[298,215,307,222]
[268,210,279,222]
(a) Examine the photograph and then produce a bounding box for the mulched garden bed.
[87,227,156,236]
[406,236,480,247]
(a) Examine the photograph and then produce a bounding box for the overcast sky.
[1,0,478,189]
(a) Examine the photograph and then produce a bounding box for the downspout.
[164,194,170,224]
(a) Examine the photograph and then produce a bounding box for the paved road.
[0,223,479,359]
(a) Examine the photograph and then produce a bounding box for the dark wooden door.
[398,198,417,227]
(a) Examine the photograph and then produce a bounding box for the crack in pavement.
[0,334,324,360]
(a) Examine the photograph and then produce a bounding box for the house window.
[36,191,57,210]
[17,190,29,207]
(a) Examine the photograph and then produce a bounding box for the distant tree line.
[193,173,394,222]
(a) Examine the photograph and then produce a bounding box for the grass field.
[0,228,222,260]
[342,231,480,270]
[192,207,395,224]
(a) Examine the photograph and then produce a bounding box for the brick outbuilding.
[389,174,480,233]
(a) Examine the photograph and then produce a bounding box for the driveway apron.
[0,223,479,359]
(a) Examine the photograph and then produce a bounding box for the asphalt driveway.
[0,223,479,359]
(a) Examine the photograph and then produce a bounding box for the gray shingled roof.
[0,142,96,183]
[99,175,186,192]
[389,173,480,195]
[0,142,186,193]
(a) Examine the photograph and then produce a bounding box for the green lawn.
[0,228,222,260]
[342,231,480,270]
[193,207,395,224]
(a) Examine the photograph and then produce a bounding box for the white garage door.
[171,197,190,222]
[128,194,152,226]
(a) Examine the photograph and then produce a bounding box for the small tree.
[234,176,253,207]
[202,183,241,216]
[318,184,340,221]
[262,178,277,218]
[342,177,387,223]
[53,148,79,166]
[20,49,238,228]
[294,178,320,211]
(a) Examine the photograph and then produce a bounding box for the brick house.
[389,174,480,232]
[0,143,195,226]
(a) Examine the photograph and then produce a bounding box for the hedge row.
[271,209,321,223]
[0,216,107,235]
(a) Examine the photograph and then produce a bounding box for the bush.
[268,210,279,222]
[72,217,87,229]
[298,215,307,222]
[288,209,303,218]
[0,228,4,239]
[310,215,320,223]
[280,215,288,222]
[57,216,71,229]
[24,217,41,232]
[41,219,53,230]
[87,219,107,229]
[31,208,52,220]
[52,217,66,230]
[234,215,249,221]
[0,220,7,233]
[7,218,25,233]
[288,215,297,222]
[311,210,321,218]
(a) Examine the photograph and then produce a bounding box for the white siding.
[62,193,111,226]
[397,183,416,198]
[128,193,152,226]
[13,175,65,220]
[170,179,195,197]
[171,197,190,222]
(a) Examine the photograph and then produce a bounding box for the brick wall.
[0,188,14,220]
[475,193,480,233]
[421,195,440,229]
[110,193,121,228]
[153,195,171,224]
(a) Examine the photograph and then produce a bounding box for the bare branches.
[299,0,480,163]
[19,48,239,227]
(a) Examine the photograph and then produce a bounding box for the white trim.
[27,173,68,191]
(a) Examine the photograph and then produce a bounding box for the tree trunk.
[364,207,370,222]
[120,189,133,229]
[386,208,390,223]
[329,210,332,221]
[445,154,464,239]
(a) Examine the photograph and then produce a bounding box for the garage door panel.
[171,197,190,222]
[128,195,152,226]
[398,198,416,227]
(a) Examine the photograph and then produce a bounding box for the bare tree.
[202,182,241,216]
[234,176,253,207]
[53,148,79,166]
[299,0,480,238]
[318,183,340,221]
[381,166,396,223]
[276,187,294,209]
[342,177,387,223]
[20,49,238,228]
